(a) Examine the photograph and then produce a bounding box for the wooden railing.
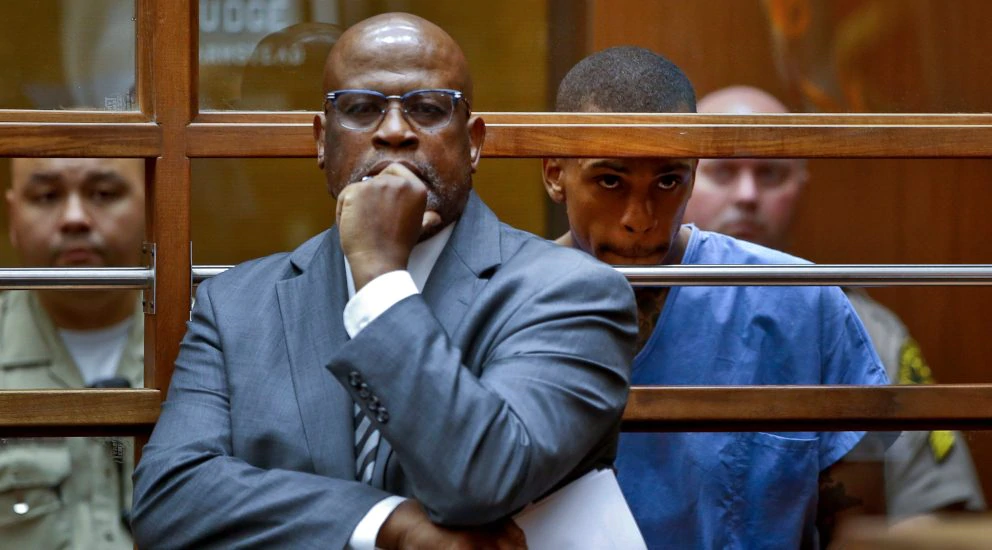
[0,0,990,443]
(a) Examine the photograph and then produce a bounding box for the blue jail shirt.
[616,227,890,549]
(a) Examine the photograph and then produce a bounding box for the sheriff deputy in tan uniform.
[683,86,986,519]
[0,157,145,549]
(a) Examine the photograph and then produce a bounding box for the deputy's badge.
[929,430,956,463]
[898,338,934,385]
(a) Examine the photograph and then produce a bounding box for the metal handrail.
[0,268,154,290]
[616,264,992,286]
[195,264,992,286]
[5,264,992,290]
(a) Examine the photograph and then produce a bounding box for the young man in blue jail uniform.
[544,47,892,549]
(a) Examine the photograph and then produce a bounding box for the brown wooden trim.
[187,114,992,158]
[483,112,992,125]
[482,125,992,158]
[0,123,161,157]
[187,122,315,157]
[145,0,194,399]
[136,0,156,119]
[0,110,150,123]
[623,385,992,432]
[194,111,314,123]
[0,389,160,437]
[194,111,992,125]
[1,386,990,438]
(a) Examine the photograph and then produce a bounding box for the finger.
[380,161,421,183]
[421,210,443,232]
[335,188,346,226]
[503,520,527,548]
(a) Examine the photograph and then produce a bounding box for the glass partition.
[0,1,136,110]
[197,0,992,113]
[198,0,548,111]
[190,157,544,263]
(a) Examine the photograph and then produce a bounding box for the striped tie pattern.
[354,403,380,484]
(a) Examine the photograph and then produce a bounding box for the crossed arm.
[131,257,636,549]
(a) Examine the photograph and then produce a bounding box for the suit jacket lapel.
[378,192,503,492]
[277,228,355,479]
[421,192,502,337]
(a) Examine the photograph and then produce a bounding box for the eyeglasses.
[324,88,470,131]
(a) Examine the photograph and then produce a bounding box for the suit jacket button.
[367,396,381,412]
[376,410,390,424]
[348,372,362,388]
[358,383,371,400]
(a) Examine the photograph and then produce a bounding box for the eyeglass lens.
[334,91,456,130]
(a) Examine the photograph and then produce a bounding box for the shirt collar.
[344,222,456,298]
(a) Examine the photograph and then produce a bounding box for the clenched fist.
[336,162,443,290]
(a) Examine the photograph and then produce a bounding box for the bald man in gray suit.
[132,13,636,550]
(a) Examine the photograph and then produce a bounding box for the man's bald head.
[323,13,473,102]
[697,85,789,115]
[685,86,808,250]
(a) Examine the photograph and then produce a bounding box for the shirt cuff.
[348,495,407,550]
[343,270,419,338]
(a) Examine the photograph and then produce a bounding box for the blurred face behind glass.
[7,158,146,268]
[685,157,807,250]
[544,156,695,265]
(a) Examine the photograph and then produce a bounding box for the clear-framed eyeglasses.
[324,88,471,131]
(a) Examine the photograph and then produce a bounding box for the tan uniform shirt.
[0,290,142,549]
[845,288,986,518]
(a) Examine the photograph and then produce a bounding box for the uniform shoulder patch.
[899,338,956,462]
[898,338,934,385]
[929,430,956,463]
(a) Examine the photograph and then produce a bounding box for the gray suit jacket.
[131,193,637,550]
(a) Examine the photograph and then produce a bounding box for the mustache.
[350,158,441,191]
[50,237,106,257]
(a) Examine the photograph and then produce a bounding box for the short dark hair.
[555,46,696,113]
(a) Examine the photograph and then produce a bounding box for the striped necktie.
[354,402,380,484]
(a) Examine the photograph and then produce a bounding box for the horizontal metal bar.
[0,268,154,290]
[618,264,992,286]
[193,265,992,287]
[8,265,991,290]
[192,266,229,284]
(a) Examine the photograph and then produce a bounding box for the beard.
[347,157,472,239]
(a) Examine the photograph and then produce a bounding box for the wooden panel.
[188,122,314,157]
[195,111,992,125]
[1,386,990,438]
[145,0,194,398]
[0,123,160,157]
[136,0,155,119]
[0,110,149,123]
[623,385,992,432]
[481,124,992,158]
[186,115,992,158]
[0,389,160,437]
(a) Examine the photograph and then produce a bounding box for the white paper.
[513,469,647,549]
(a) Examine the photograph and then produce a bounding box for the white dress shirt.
[343,223,454,550]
